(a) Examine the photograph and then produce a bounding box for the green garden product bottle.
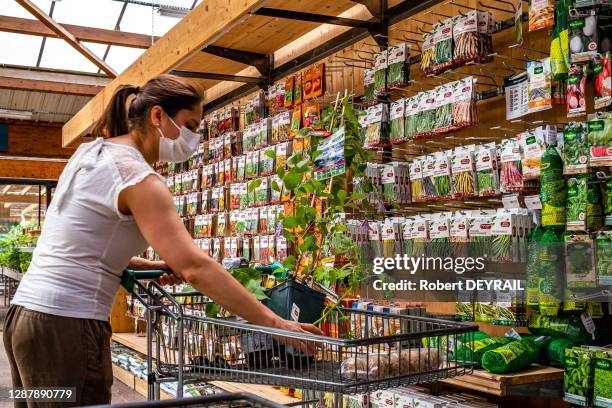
[526,226,544,310]
[481,336,547,374]
[550,0,570,80]
[537,229,563,315]
[540,142,567,228]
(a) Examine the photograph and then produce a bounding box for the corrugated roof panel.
[0,90,90,123]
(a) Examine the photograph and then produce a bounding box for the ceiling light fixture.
[157,5,189,18]
[0,109,33,120]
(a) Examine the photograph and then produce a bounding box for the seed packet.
[302,101,321,129]
[278,110,291,141]
[569,8,598,63]
[420,32,435,75]
[409,159,425,202]
[404,96,418,140]
[433,84,453,134]
[260,146,275,176]
[373,51,388,94]
[451,146,477,198]
[563,122,589,174]
[421,155,437,199]
[500,139,524,193]
[363,68,375,104]
[453,10,480,64]
[294,73,303,105]
[415,90,436,137]
[303,63,324,100]
[387,43,410,89]
[432,18,454,74]
[284,76,294,109]
[363,104,388,150]
[565,234,597,288]
[587,113,612,167]
[433,151,453,199]
[453,77,477,129]
[529,0,554,32]
[389,99,405,144]
[519,127,546,180]
[505,72,529,120]
[593,52,611,110]
[527,58,552,113]
[290,105,302,137]
[567,64,587,118]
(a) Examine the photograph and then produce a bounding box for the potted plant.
[261,95,376,327]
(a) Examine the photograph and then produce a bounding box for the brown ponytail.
[92,75,201,138]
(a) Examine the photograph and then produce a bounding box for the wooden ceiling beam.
[63,0,266,147]
[15,0,117,78]
[0,158,65,180]
[0,15,156,48]
[0,194,40,204]
[0,76,104,96]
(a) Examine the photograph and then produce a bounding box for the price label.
[524,195,542,210]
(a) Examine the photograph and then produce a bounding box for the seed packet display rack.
[125,270,477,399]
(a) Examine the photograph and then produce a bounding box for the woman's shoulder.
[102,142,162,186]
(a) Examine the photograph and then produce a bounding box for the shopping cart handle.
[120,269,171,291]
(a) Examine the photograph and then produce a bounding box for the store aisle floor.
[0,307,144,406]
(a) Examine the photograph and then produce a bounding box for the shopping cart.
[120,269,477,400]
[90,392,286,408]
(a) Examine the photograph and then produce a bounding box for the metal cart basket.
[122,270,477,399]
[91,392,286,408]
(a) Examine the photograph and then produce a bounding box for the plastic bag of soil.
[528,313,591,344]
[481,336,547,374]
[455,335,514,366]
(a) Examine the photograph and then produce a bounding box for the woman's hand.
[158,272,183,286]
[271,318,324,355]
[128,257,183,286]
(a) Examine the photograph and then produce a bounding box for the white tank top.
[12,138,163,321]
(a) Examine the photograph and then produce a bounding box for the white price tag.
[524,195,542,210]
[581,312,596,340]
[502,194,521,209]
[505,328,522,340]
[290,303,301,321]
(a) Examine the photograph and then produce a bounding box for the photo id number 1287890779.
[5,388,76,403]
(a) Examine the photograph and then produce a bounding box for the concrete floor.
[0,306,144,407]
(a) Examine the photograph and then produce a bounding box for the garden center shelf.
[439,365,564,397]
[111,332,300,405]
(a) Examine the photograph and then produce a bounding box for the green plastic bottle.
[540,140,567,229]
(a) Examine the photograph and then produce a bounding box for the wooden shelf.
[440,365,564,397]
[111,332,299,404]
[112,363,173,400]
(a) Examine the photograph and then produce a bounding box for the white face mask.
[157,114,200,163]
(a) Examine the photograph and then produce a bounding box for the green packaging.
[526,226,543,309]
[528,313,590,344]
[547,338,574,367]
[537,229,563,315]
[564,347,595,407]
[481,337,545,374]
[565,233,597,289]
[540,143,567,228]
[597,231,612,285]
[594,350,612,408]
[454,336,515,366]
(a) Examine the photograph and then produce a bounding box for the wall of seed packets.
[151,64,328,266]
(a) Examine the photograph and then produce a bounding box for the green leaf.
[283,255,297,270]
[283,216,299,228]
[205,303,221,318]
[248,178,262,193]
[277,167,286,179]
[271,180,280,192]
[284,171,303,190]
[264,149,276,159]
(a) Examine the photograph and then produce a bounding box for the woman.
[4,75,321,406]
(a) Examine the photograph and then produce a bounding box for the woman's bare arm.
[119,175,322,342]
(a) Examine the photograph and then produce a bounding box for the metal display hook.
[478,0,515,14]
